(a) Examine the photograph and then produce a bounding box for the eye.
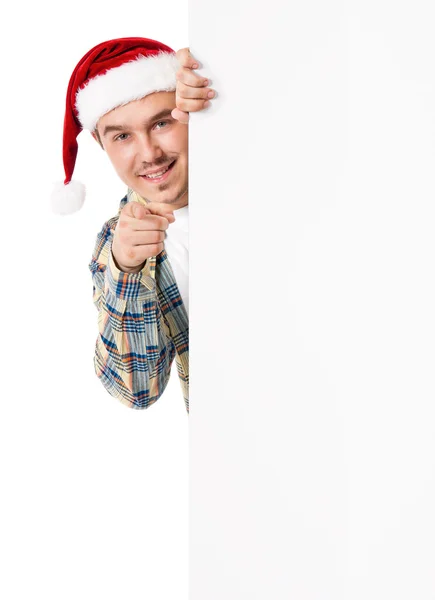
[114,133,129,142]
[154,120,169,130]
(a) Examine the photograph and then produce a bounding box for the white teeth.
[145,166,170,179]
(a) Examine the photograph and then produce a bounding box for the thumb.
[145,201,176,222]
[171,107,190,124]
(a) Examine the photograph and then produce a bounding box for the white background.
[189,1,435,599]
[0,3,189,599]
[2,1,435,599]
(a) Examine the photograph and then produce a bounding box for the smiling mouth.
[139,160,176,182]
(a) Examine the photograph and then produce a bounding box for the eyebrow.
[102,108,174,137]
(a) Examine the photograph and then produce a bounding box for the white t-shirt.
[163,204,189,316]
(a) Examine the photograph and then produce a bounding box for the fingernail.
[204,101,211,108]
[192,63,198,69]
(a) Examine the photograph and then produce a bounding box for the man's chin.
[134,191,175,206]
[134,182,187,206]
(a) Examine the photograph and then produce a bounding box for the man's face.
[95,91,188,208]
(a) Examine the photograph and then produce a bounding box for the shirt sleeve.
[88,215,176,410]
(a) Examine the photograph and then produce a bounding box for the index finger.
[128,213,173,231]
[145,201,176,219]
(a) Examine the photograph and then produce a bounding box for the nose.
[135,132,163,164]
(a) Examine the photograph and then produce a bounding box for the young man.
[52,37,215,415]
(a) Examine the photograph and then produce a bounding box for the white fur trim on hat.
[75,52,180,131]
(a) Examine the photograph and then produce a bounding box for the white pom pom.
[50,180,86,215]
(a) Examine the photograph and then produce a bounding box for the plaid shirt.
[88,189,189,413]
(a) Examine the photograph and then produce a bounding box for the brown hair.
[93,128,103,148]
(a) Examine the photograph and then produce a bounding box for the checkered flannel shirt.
[88,189,189,413]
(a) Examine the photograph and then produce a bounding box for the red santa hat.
[51,37,180,215]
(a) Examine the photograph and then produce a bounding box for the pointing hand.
[111,201,176,273]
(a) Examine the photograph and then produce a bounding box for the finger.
[127,229,167,246]
[118,214,175,231]
[123,201,150,220]
[176,97,210,114]
[125,242,165,263]
[176,47,201,69]
[176,81,215,100]
[123,214,173,231]
[124,201,175,222]
[176,67,209,88]
[171,107,189,124]
[145,201,176,220]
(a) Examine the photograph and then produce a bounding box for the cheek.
[164,128,188,153]
[107,145,136,171]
